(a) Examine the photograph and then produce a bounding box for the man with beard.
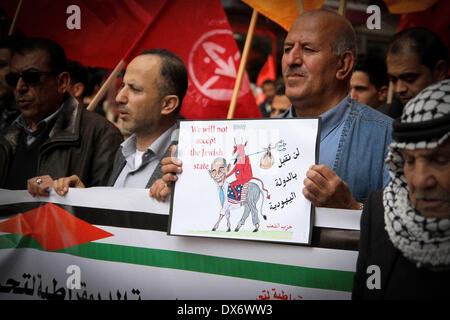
[0,37,123,193]
[53,48,187,194]
[380,27,449,119]
[353,79,450,299]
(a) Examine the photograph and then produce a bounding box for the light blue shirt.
[281,97,350,169]
[279,95,393,202]
[113,124,177,188]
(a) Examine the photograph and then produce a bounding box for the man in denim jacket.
[150,10,393,209]
[278,9,393,209]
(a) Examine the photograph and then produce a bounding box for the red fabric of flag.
[1,0,261,119]
[130,0,261,119]
[396,0,450,60]
[256,55,276,87]
[0,0,165,68]
[0,203,113,251]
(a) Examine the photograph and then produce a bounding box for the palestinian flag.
[0,188,359,300]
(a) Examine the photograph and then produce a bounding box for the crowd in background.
[0,7,449,300]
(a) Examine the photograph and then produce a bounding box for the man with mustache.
[353,79,450,299]
[52,48,187,194]
[379,27,449,119]
[150,9,394,209]
[0,37,123,193]
[279,9,395,210]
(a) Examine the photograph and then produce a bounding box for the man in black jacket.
[352,79,450,299]
[0,37,123,194]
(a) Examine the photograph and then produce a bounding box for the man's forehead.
[212,160,225,168]
[0,48,11,62]
[124,55,160,81]
[351,71,372,86]
[273,95,290,105]
[11,49,50,71]
[387,51,423,73]
[285,13,334,43]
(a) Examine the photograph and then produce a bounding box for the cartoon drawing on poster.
[168,118,320,245]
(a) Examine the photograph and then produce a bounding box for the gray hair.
[211,157,227,167]
[302,9,357,58]
[330,32,357,57]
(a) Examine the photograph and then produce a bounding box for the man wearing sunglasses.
[0,37,20,131]
[0,37,123,194]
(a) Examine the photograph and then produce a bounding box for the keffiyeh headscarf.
[383,79,450,270]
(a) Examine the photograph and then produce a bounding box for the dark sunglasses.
[5,70,57,87]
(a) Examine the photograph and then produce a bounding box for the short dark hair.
[388,27,449,71]
[262,79,275,87]
[84,67,106,97]
[354,54,388,89]
[140,48,188,111]
[12,37,67,74]
[67,60,88,88]
[0,35,23,51]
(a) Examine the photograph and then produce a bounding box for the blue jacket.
[280,97,393,203]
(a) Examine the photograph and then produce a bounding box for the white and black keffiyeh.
[383,79,450,270]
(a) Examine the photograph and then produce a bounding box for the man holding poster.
[279,9,394,210]
[151,9,393,212]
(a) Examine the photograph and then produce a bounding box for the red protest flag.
[396,0,450,61]
[2,0,260,119]
[1,0,167,69]
[125,0,261,119]
[256,54,276,88]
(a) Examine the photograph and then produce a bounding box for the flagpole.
[8,0,23,36]
[86,60,125,111]
[338,0,347,15]
[87,0,168,112]
[297,0,303,14]
[227,8,258,119]
[387,81,394,104]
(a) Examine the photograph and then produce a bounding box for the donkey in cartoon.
[209,156,267,232]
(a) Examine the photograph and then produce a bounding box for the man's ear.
[57,71,71,94]
[377,85,389,103]
[69,82,85,99]
[161,94,179,116]
[432,59,449,82]
[336,51,354,81]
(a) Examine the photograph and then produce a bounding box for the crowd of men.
[0,8,449,299]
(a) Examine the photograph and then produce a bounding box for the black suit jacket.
[352,190,450,299]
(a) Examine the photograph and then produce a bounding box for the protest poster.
[169,118,321,245]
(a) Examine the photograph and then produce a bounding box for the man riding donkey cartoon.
[208,139,275,232]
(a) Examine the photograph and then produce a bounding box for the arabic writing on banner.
[0,271,142,300]
[0,188,360,300]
